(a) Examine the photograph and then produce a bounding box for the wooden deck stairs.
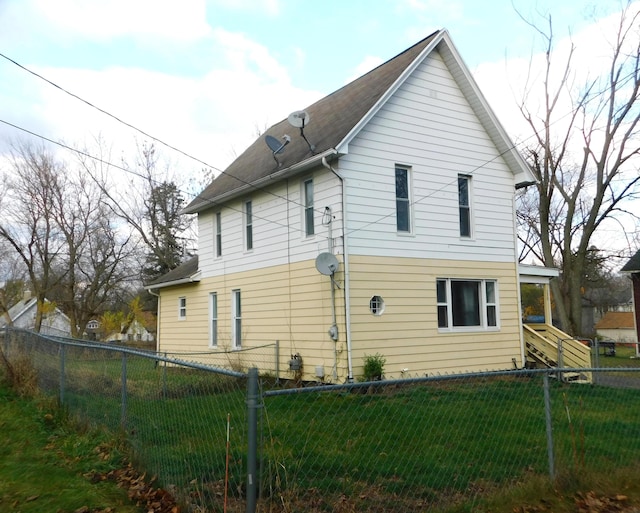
[523,323,592,383]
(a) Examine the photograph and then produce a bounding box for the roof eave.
[183,148,340,214]
[146,272,202,291]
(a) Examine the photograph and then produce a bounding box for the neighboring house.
[594,312,636,343]
[621,250,640,349]
[0,295,72,337]
[148,30,576,382]
[106,318,155,344]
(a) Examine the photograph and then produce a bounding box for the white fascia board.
[146,272,201,291]
[519,264,560,284]
[183,149,340,215]
[434,31,534,185]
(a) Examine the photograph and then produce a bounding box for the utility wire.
[0,51,312,213]
[0,118,303,235]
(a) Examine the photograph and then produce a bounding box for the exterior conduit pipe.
[322,155,354,383]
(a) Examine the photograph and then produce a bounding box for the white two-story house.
[148,29,542,382]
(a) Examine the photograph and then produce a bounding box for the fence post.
[246,367,259,513]
[275,340,280,385]
[59,344,66,405]
[121,352,128,429]
[543,373,555,480]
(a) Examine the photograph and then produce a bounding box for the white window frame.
[436,278,499,331]
[458,174,472,238]
[209,292,218,348]
[244,200,253,251]
[303,178,314,237]
[215,211,222,258]
[395,165,412,234]
[232,289,241,349]
[178,296,187,320]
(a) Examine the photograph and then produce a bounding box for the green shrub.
[362,353,386,381]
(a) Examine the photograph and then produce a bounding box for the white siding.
[197,170,344,278]
[341,49,517,262]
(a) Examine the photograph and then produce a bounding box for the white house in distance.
[0,293,72,337]
[147,29,589,382]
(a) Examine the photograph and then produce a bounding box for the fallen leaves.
[85,463,180,513]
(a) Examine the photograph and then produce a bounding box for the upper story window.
[178,296,187,320]
[436,278,499,330]
[458,175,472,237]
[245,200,253,251]
[303,178,314,237]
[395,165,411,233]
[215,211,222,257]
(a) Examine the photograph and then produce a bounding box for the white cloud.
[208,0,281,17]
[32,0,212,42]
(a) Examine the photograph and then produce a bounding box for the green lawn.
[0,383,143,513]
[6,337,640,512]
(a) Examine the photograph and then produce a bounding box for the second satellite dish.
[287,110,310,128]
[315,252,339,276]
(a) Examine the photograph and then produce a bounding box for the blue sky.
[0,0,633,181]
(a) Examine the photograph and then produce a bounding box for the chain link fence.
[2,328,640,512]
[1,328,248,513]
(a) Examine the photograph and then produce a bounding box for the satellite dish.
[265,134,291,167]
[315,252,339,276]
[265,134,290,154]
[288,110,310,128]
[287,110,316,154]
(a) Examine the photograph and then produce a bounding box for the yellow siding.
[157,259,347,381]
[158,255,523,382]
[347,255,522,379]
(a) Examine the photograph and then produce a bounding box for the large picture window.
[395,166,411,233]
[436,278,498,330]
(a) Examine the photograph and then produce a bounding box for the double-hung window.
[215,212,222,257]
[209,292,218,348]
[436,278,499,330]
[303,178,314,237]
[245,200,253,251]
[458,175,471,237]
[395,165,411,233]
[232,289,241,349]
[178,296,187,320]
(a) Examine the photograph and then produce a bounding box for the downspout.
[513,186,526,368]
[322,156,354,382]
[147,287,161,353]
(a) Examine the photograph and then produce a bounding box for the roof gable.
[184,29,532,215]
[595,311,636,330]
[145,255,200,289]
[621,249,640,273]
[184,31,439,214]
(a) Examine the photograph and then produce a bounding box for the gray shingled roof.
[621,249,640,273]
[184,31,440,214]
[145,255,199,288]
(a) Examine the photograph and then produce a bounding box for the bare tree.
[516,3,640,335]
[0,142,66,332]
[80,141,194,311]
[0,140,139,336]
